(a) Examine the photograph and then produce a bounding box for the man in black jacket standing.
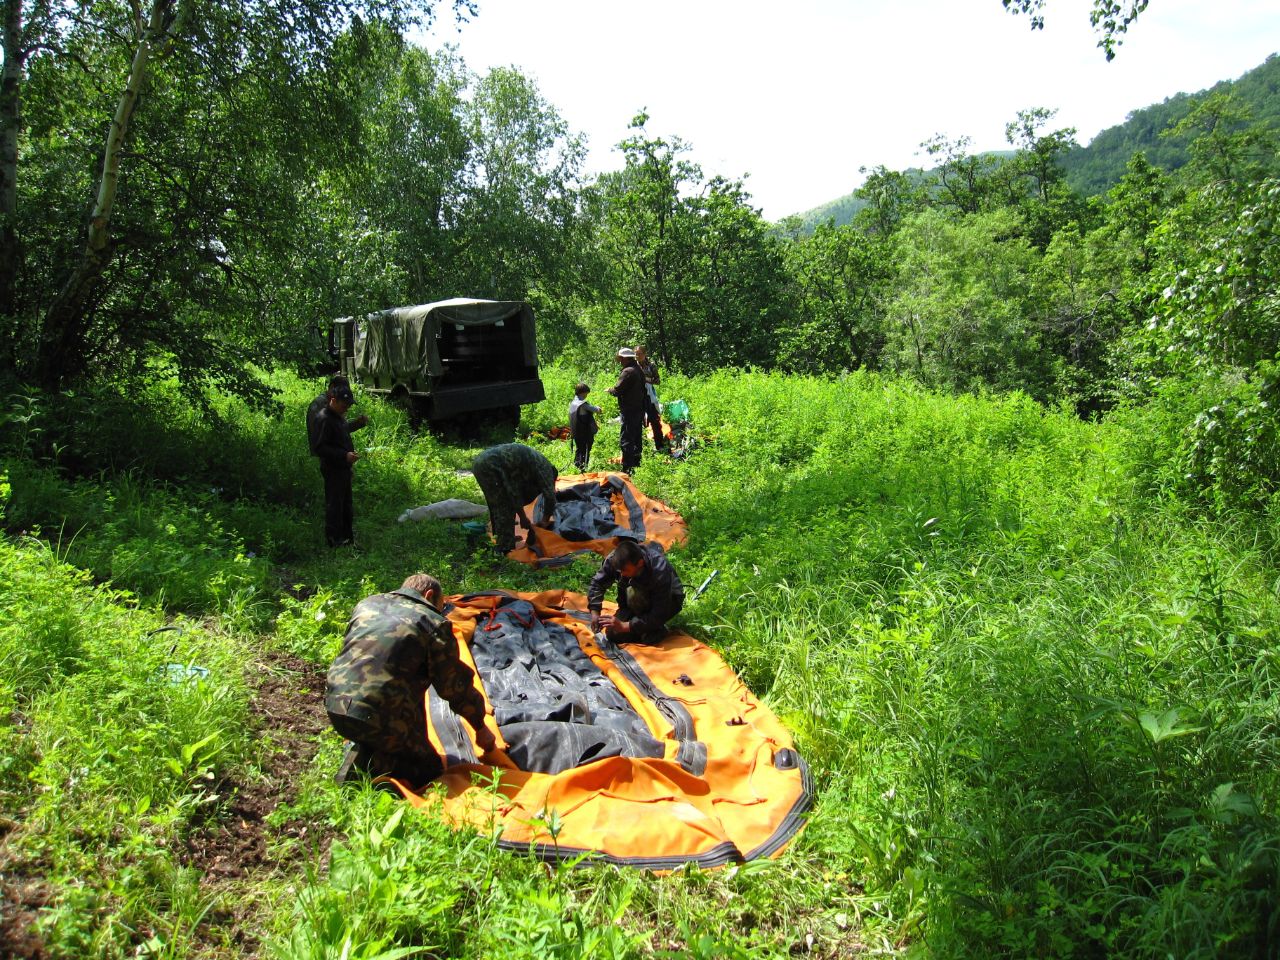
[588,539,685,644]
[607,347,646,473]
[312,381,367,546]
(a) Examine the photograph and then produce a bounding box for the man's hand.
[597,614,615,631]
[609,619,631,636]
[353,414,370,428]
[345,451,360,465]
[475,726,498,754]
[524,527,539,549]
[590,611,602,631]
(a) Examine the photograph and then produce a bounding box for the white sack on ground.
[398,499,489,522]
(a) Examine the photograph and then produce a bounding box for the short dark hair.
[327,375,350,392]
[575,382,590,396]
[609,539,644,568]
[402,573,442,603]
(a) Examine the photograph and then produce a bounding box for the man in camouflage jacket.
[325,573,498,784]
[471,443,558,554]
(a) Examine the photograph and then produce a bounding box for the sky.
[417,0,1280,221]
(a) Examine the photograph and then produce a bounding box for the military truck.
[333,298,545,424]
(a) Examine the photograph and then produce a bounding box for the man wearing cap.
[313,380,366,547]
[607,347,646,472]
[308,375,367,457]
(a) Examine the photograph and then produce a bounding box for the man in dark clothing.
[313,381,366,547]
[471,443,558,554]
[607,347,646,472]
[588,539,685,644]
[307,375,367,456]
[635,345,665,452]
[326,573,499,784]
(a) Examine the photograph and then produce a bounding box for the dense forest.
[3,0,1280,956]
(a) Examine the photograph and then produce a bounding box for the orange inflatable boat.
[388,590,811,869]
[505,473,688,567]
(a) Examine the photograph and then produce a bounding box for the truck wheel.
[408,397,431,432]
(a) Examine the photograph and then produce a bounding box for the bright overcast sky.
[417,0,1280,220]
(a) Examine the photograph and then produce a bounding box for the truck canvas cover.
[354,298,537,383]
[387,590,812,870]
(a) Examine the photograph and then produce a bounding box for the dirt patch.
[0,868,53,960]
[180,651,336,952]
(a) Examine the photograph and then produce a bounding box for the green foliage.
[1120,177,1280,508]
[597,114,794,372]
[0,535,251,958]
[1001,0,1151,60]
[7,365,1280,956]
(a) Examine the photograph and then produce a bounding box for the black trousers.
[620,410,644,472]
[645,399,664,449]
[322,466,354,546]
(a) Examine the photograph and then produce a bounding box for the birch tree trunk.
[33,0,175,388]
[0,0,22,323]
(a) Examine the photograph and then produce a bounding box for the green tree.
[453,66,590,303]
[920,133,1000,216]
[780,223,890,374]
[599,112,702,366]
[853,165,925,237]
[884,208,1049,396]
[996,108,1087,247]
[3,0,470,400]
[1162,92,1280,187]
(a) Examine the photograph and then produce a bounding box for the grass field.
[2,366,1277,958]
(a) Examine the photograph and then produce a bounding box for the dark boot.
[334,741,375,785]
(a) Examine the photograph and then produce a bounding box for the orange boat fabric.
[390,590,811,869]
[505,473,688,567]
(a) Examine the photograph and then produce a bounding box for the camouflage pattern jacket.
[471,443,558,525]
[325,588,487,731]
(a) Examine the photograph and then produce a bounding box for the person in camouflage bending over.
[325,573,499,785]
[471,443,558,554]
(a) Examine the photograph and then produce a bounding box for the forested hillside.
[1061,52,1280,195]
[793,52,1280,230]
[3,0,1280,957]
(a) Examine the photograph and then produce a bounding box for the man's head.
[402,573,443,607]
[575,381,590,398]
[609,539,646,577]
[327,381,355,414]
[327,375,349,395]
[635,345,648,363]
[616,347,636,365]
